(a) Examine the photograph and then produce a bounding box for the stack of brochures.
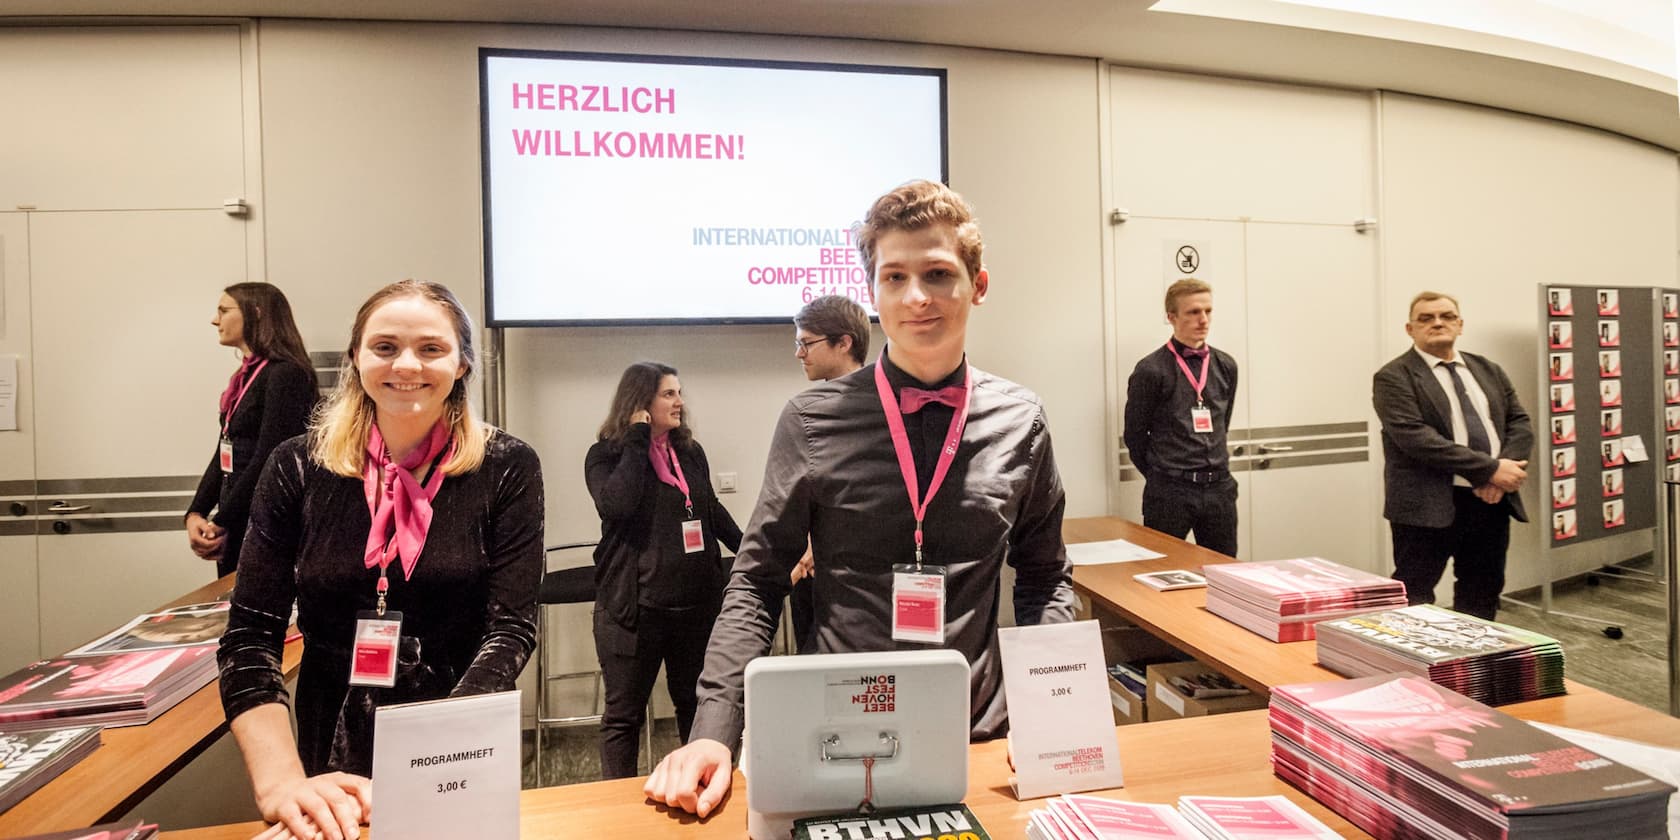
[1270,674,1673,840]
[0,602,227,732]
[1315,604,1566,706]
[0,726,102,814]
[1025,792,1337,839]
[1202,557,1408,642]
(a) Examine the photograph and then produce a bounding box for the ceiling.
[6,0,1678,150]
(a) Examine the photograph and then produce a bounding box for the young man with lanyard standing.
[1123,279,1240,556]
[643,180,1076,817]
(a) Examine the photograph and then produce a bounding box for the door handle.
[1257,458,1271,469]
[47,501,91,514]
[1258,444,1294,454]
[1231,444,1246,456]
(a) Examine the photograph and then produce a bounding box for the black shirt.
[1123,338,1239,478]
[187,360,318,573]
[584,424,744,643]
[691,359,1076,749]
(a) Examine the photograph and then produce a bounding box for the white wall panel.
[0,214,38,675]
[29,211,246,479]
[1109,68,1374,224]
[0,215,34,482]
[0,26,245,212]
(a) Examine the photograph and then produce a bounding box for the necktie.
[1178,345,1209,360]
[1441,361,1492,455]
[899,385,965,414]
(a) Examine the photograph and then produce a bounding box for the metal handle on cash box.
[820,732,899,763]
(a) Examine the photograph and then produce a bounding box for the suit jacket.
[1373,349,1533,528]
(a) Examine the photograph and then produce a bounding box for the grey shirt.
[689,358,1077,752]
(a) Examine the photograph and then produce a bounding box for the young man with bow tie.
[642,180,1076,817]
[1123,278,1241,556]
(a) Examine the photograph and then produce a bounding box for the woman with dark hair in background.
[586,361,741,779]
[218,280,544,840]
[186,282,318,577]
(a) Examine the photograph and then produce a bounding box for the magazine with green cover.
[793,803,990,840]
[1318,604,1561,665]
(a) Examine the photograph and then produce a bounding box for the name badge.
[218,437,234,473]
[1190,406,1214,434]
[891,565,947,644]
[351,610,403,688]
[681,519,704,554]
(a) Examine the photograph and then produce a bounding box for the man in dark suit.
[1373,291,1531,620]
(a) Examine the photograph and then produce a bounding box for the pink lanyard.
[1165,341,1209,406]
[873,358,972,569]
[221,358,270,437]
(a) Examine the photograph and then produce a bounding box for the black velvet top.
[217,431,544,776]
[187,359,317,575]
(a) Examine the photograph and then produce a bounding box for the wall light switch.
[718,472,738,493]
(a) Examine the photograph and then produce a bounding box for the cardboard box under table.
[1107,673,1147,725]
[1145,661,1266,721]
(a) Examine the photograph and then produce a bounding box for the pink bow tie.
[899,385,966,414]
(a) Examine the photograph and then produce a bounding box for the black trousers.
[1141,473,1238,557]
[595,605,715,779]
[1389,487,1511,621]
[789,577,816,654]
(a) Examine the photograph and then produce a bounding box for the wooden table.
[0,575,302,837]
[1064,516,1346,695]
[162,683,1680,840]
[102,516,1680,838]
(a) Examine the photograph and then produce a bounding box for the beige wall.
[253,20,1109,546]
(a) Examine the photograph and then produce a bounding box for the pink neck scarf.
[218,354,265,417]
[648,432,691,508]
[362,420,453,581]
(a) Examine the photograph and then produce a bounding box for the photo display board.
[1540,285,1664,545]
[479,49,948,326]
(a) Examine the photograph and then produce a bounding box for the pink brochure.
[1177,795,1339,839]
[1062,794,1202,839]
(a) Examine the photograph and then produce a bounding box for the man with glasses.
[1374,292,1531,620]
[794,294,869,383]
[786,295,871,651]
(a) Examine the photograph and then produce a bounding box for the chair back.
[540,541,598,605]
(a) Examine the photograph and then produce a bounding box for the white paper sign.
[371,690,520,840]
[1621,435,1650,463]
[998,620,1125,800]
[1065,538,1166,566]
